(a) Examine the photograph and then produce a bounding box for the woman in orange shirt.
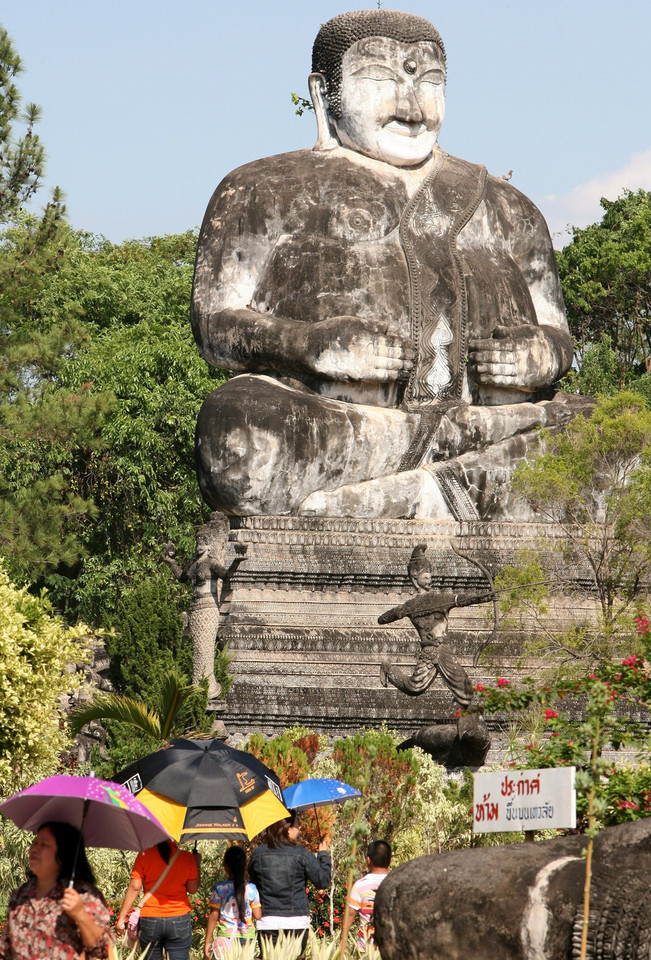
[115,841,200,960]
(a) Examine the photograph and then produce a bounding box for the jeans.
[138,913,193,960]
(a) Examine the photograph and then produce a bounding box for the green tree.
[105,573,191,700]
[0,228,222,624]
[0,23,68,391]
[562,333,620,398]
[0,561,90,792]
[557,189,651,389]
[0,24,47,220]
[0,27,91,598]
[511,392,651,663]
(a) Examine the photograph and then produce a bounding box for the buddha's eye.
[352,65,398,83]
[419,69,445,86]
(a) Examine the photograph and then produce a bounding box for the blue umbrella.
[283,778,361,811]
[283,778,361,841]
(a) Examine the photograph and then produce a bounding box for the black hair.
[37,821,96,886]
[367,839,392,868]
[157,840,172,864]
[312,10,445,120]
[223,845,247,923]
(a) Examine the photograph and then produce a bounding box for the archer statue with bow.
[379,541,498,768]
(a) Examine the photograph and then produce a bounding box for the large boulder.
[374,818,651,960]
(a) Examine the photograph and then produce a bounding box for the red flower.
[544,708,559,720]
[496,678,510,688]
[474,683,486,693]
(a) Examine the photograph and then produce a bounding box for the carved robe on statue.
[192,148,584,520]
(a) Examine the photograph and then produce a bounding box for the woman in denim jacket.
[248,813,331,957]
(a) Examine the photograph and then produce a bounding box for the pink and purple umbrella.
[0,775,169,852]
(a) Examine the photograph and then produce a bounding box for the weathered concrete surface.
[374,818,651,960]
[218,517,600,755]
[191,10,583,523]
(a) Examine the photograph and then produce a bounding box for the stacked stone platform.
[219,517,595,749]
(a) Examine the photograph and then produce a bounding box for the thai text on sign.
[473,767,576,833]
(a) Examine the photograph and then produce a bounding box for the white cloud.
[538,147,651,247]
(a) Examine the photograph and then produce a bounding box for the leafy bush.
[0,562,91,792]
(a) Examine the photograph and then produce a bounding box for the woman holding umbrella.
[0,821,113,959]
[248,812,331,958]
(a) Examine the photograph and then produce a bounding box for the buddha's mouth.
[383,120,427,137]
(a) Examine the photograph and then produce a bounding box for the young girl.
[204,846,261,959]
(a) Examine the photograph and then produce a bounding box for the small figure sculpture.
[191,9,587,522]
[162,512,246,705]
[379,543,492,767]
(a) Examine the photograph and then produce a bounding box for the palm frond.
[68,694,162,739]
[158,669,200,741]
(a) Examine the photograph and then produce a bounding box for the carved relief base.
[220,516,596,759]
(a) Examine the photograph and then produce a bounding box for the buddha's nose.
[395,83,423,123]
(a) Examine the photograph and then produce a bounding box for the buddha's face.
[333,37,445,167]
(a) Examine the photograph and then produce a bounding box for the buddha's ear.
[308,72,338,152]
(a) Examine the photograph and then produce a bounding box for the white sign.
[473,767,576,833]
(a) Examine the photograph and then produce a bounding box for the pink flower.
[635,613,649,634]
[544,708,559,720]
[474,683,486,693]
[496,678,510,688]
[622,655,641,667]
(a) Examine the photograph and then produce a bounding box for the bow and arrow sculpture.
[378,540,498,768]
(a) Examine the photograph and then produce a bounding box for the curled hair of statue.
[312,10,446,120]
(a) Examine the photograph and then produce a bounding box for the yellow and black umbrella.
[115,738,288,843]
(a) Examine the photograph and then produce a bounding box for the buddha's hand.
[303,316,415,382]
[467,324,564,391]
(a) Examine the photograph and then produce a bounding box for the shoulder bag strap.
[140,847,182,908]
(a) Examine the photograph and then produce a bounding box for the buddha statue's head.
[310,10,446,167]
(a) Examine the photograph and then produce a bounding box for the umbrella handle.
[314,804,322,843]
[69,799,90,888]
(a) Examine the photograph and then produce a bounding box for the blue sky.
[5,0,651,247]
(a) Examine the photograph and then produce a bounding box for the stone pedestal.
[219,517,595,755]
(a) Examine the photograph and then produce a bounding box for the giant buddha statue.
[191,9,584,522]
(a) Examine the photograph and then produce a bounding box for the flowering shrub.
[473,625,651,832]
